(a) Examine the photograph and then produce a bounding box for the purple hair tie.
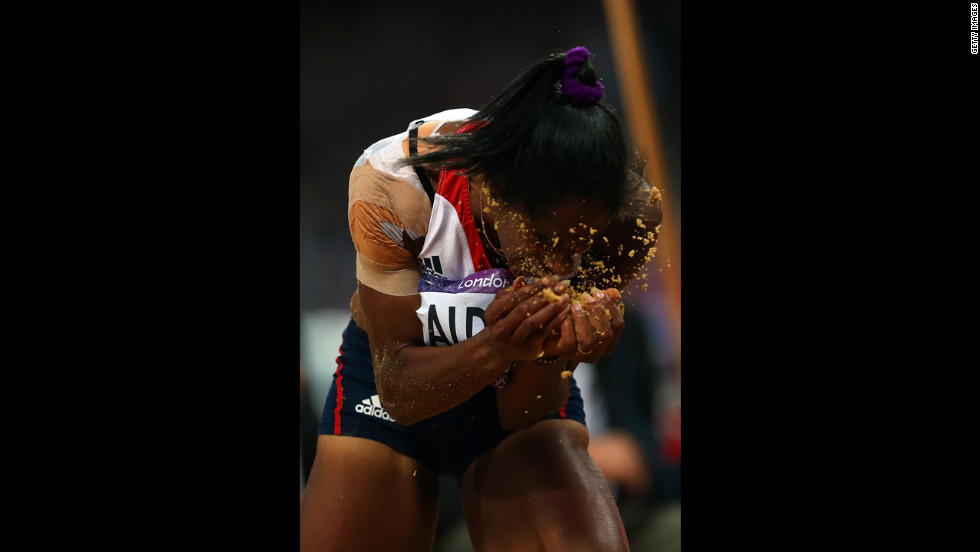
[561,46,604,107]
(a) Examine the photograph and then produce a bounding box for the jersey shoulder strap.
[407,119,436,204]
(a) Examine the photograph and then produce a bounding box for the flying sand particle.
[650,187,662,205]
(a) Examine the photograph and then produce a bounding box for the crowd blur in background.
[300,1,680,550]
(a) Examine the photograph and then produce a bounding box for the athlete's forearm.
[373,330,512,426]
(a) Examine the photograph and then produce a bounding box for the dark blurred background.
[300,1,680,550]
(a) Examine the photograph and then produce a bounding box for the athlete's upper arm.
[356,281,425,353]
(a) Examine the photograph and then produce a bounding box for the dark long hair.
[407,49,639,219]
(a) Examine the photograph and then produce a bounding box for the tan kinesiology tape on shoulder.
[348,165,431,297]
[348,165,432,224]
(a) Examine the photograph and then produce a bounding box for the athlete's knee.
[521,419,591,462]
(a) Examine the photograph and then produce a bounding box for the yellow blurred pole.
[602,0,681,372]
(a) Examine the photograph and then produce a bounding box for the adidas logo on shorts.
[354,394,395,422]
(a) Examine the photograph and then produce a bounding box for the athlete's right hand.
[482,276,570,362]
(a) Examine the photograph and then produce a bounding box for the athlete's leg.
[300,434,440,552]
[459,419,629,552]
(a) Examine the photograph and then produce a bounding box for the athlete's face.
[492,197,611,280]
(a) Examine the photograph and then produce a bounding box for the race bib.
[416,268,515,347]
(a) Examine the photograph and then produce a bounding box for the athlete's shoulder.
[401,108,478,157]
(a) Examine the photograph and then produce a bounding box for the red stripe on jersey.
[333,345,345,435]
[437,169,492,272]
[433,120,492,272]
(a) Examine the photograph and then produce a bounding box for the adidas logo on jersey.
[354,394,395,422]
[421,256,443,277]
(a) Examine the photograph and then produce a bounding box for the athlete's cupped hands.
[546,285,623,364]
[483,276,624,365]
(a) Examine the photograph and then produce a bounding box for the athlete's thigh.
[300,434,440,552]
[459,419,629,552]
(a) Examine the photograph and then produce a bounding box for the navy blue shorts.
[318,318,585,480]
